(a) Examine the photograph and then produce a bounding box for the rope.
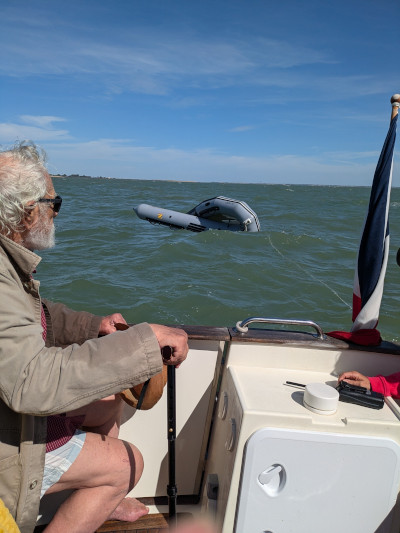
[267,234,351,310]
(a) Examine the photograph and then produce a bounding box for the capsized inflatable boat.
[133,196,260,233]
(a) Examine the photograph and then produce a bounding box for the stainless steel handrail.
[235,317,325,340]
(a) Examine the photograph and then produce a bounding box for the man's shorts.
[40,429,86,498]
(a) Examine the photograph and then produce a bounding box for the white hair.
[0,141,48,237]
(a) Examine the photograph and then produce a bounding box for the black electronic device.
[336,380,385,410]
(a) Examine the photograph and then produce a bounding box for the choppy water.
[37,177,400,343]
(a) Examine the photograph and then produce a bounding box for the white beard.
[24,210,56,251]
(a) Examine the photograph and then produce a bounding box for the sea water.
[37,177,400,343]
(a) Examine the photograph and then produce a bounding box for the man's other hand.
[149,324,189,367]
[99,313,128,335]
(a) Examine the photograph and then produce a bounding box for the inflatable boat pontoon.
[133,196,260,233]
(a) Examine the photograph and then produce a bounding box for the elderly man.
[0,142,189,533]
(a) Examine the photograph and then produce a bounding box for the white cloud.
[19,115,67,128]
[42,138,383,186]
[0,9,335,97]
[0,114,393,186]
[0,1,395,106]
[0,116,70,143]
[1,28,330,76]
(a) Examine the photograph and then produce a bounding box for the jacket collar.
[0,234,41,276]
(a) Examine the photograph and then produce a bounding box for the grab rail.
[235,317,325,340]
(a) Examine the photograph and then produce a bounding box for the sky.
[0,0,399,185]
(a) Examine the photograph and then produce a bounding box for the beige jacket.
[0,235,163,533]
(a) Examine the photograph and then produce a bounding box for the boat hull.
[134,196,260,232]
[37,324,400,532]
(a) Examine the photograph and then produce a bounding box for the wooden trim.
[228,326,400,355]
[145,322,400,356]
[128,323,230,341]
[130,324,400,355]
[181,325,230,341]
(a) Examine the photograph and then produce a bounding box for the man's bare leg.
[43,396,146,532]
[67,394,124,438]
[68,394,140,519]
[43,432,148,533]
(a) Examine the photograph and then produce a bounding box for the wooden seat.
[96,513,169,532]
[34,512,191,533]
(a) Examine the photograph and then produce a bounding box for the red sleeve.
[368,372,400,398]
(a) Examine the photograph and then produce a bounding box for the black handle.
[161,345,173,360]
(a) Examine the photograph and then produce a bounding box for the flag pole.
[391,94,400,120]
[327,94,398,345]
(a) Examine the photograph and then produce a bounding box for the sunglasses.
[37,195,63,214]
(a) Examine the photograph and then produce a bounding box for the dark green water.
[37,177,400,343]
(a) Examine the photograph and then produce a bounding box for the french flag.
[329,112,397,345]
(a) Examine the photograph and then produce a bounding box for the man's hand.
[337,371,371,390]
[99,313,128,335]
[149,324,189,367]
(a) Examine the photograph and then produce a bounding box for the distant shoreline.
[49,175,388,188]
[50,174,197,182]
[51,174,110,179]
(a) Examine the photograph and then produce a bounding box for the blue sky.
[1,0,399,185]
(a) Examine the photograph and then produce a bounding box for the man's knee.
[110,438,145,493]
[44,434,144,496]
[93,437,144,494]
[121,440,144,491]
